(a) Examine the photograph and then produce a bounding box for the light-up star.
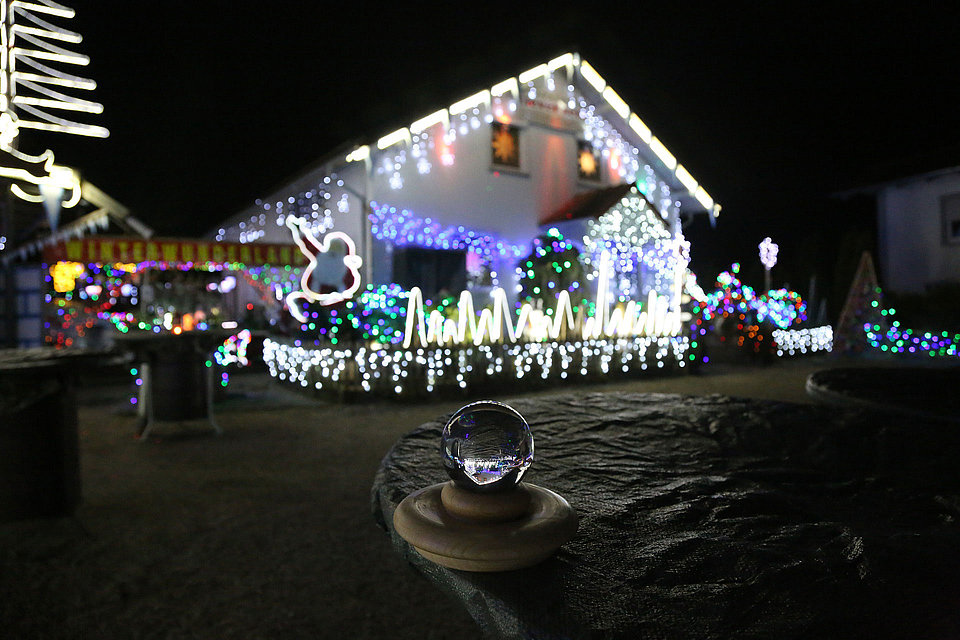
[492,126,518,165]
[285,216,362,323]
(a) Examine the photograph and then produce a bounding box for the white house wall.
[366,124,582,247]
[878,170,960,292]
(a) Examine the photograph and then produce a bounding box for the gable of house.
[216,53,720,258]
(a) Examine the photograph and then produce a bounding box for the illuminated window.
[491,122,520,169]
[942,193,960,245]
[577,141,601,181]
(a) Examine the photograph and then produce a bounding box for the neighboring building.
[214,52,720,305]
[1,182,152,348]
[855,166,960,293]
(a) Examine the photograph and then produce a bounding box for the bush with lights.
[516,228,590,317]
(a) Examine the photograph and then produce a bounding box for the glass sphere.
[440,400,534,493]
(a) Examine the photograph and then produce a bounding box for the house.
[215,53,718,295]
[846,165,960,293]
[213,52,725,395]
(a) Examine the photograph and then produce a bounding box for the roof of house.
[540,183,634,225]
[341,52,720,217]
[219,52,722,236]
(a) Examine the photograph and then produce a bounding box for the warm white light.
[410,109,449,135]
[547,53,574,71]
[602,86,629,119]
[649,137,677,170]
[11,2,75,19]
[628,114,652,144]
[345,145,369,163]
[694,186,714,210]
[579,60,606,92]
[377,128,410,150]
[12,71,96,90]
[403,253,681,349]
[13,93,102,113]
[518,64,549,84]
[12,23,82,44]
[0,145,80,207]
[491,77,518,97]
[2,3,109,140]
[675,164,698,193]
[449,90,490,115]
[285,216,363,323]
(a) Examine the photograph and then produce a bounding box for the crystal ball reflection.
[440,400,534,493]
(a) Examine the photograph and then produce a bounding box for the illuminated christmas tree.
[0,0,108,229]
[834,251,884,354]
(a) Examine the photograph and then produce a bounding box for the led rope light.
[284,215,362,323]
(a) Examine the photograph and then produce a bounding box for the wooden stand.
[393,481,578,572]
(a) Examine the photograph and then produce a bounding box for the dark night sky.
[43,3,960,292]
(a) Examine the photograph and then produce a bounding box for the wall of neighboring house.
[877,169,960,292]
[0,264,43,347]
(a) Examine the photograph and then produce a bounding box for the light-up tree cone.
[393,401,578,572]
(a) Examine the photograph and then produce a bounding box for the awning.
[539,183,633,226]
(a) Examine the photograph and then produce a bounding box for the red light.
[246,303,253,310]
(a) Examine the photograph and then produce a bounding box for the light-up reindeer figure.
[284,216,363,323]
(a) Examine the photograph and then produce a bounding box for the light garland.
[582,187,684,304]
[700,264,807,330]
[368,200,527,272]
[772,326,833,356]
[43,258,297,345]
[861,298,960,358]
[217,176,340,243]
[263,334,690,398]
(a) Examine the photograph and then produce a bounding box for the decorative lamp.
[393,400,578,572]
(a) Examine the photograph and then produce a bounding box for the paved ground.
[1,356,840,639]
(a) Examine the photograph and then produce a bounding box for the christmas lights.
[582,187,685,304]
[284,216,362,323]
[772,326,833,356]
[759,237,779,270]
[1,1,108,139]
[263,334,690,398]
[402,252,682,349]
[368,201,527,271]
[223,53,721,248]
[215,329,252,367]
[700,264,808,330]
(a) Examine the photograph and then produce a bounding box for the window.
[491,122,520,169]
[392,248,467,298]
[577,140,601,181]
[942,193,960,245]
